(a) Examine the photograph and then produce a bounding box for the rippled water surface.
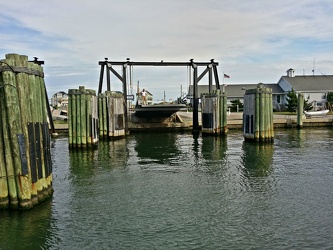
[1,128,333,249]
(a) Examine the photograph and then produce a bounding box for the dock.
[53,111,333,133]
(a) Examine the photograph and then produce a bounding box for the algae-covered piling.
[68,86,98,148]
[0,53,53,209]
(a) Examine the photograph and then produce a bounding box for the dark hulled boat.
[134,103,187,118]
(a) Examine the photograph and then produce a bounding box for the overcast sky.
[1,0,333,101]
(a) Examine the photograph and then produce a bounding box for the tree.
[327,92,333,102]
[286,89,313,112]
[327,92,333,110]
[303,97,313,111]
[285,89,297,112]
[230,99,243,112]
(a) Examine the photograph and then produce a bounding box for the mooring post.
[72,90,78,146]
[68,87,98,148]
[86,89,92,146]
[244,84,274,142]
[76,88,82,145]
[192,63,199,131]
[79,86,87,147]
[297,93,304,128]
[0,53,53,209]
[0,110,9,208]
[220,90,228,134]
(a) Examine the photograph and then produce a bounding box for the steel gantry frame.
[98,58,221,132]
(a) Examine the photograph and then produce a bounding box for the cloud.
[1,0,333,100]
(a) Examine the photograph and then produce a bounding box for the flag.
[224,74,230,78]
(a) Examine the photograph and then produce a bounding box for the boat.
[134,103,187,118]
[304,109,329,118]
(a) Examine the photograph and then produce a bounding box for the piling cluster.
[201,89,228,135]
[243,84,274,142]
[0,53,53,209]
[98,91,125,139]
[68,86,98,148]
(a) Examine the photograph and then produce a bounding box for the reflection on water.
[241,141,273,177]
[0,200,52,249]
[1,129,333,249]
[134,132,180,165]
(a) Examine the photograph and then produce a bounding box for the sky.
[1,0,333,102]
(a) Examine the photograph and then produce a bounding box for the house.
[277,68,333,110]
[187,83,285,111]
[50,91,68,115]
[187,68,333,111]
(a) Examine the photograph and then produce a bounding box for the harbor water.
[1,128,333,249]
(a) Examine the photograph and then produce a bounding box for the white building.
[50,91,68,115]
[187,68,333,111]
[277,68,333,110]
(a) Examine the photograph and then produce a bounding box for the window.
[277,95,280,103]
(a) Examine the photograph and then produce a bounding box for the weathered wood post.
[201,89,228,135]
[68,86,98,148]
[220,90,228,134]
[0,83,9,208]
[106,91,125,138]
[0,53,53,209]
[297,93,304,128]
[98,91,126,139]
[98,93,108,138]
[243,83,274,142]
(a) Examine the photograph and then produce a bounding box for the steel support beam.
[192,64,199,131]
[122,64,128,134]
[98,64,104,94]
[98,59,221,133]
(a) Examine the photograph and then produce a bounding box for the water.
[1,128,333,249]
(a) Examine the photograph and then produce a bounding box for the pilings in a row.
[201,89,228,135]
[0,53,53,209]
[243,84,274,142]
[68,86,98,148]
[98,91,125,139]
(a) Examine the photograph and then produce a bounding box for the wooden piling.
[98,93,108,138]
[201,89,228,135]
[243,84,274,142]
[0,84,9,209]
[297,93,304,128]
[80,86,87,146]
[254,90,260,140]
[86,89,92,145]
[92,92,99,143]
[106,91,125,138]
[97,91,126,139]
[102,93,108,137]
[220,90,228,134]
[12,54,34,207]
[68,90,73,146]
[68,86,98,147]
[0,53,53,209]
[1,55,24,209]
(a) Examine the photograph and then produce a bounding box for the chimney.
[286,68,295,77]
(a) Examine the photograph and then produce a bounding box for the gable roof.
[53,91,67,95]
[188,83,284,98]
[281,75,333,92]
[225,84,284,97]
